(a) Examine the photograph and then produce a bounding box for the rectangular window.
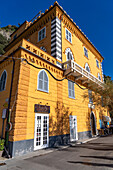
[96,59,99,68]
[65,28,72,43]
[84,47,88,58]
[68,80,75,99]
[38,27,46,42]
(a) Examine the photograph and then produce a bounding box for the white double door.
[69,115,78,142]
[34,113,49,150]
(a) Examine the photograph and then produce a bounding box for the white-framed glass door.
[34,113,49,150]
[69,115,78,142]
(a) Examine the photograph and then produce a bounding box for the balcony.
[62,60,103,87]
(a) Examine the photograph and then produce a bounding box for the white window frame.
[84,47,88,58]
[65,28,72,43]
[34,113,49,150]
[65,48,74,61]
[85,63,90,72]
[98,72,101,80]
[37,70,49,93]
[40,46,47,52]
[96,59,99,68]
[68,80,75,99]
[38,27,46,42]
[0,70,7,92]
[69,115,78,141]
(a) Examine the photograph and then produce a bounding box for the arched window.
[65,48,74,61]
[85,63,90,72]
[38,70,48,92]
[98,73,101,80]
[0,70,7,91]
[40,46,47,52]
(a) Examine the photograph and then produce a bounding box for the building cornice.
[5,1,104,60]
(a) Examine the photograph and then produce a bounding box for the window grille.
[65,28,72,43]
[38,27,46,41]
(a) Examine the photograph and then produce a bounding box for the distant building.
[0,1,108,157]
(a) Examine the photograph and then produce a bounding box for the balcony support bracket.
[75,75,82,81]
[82,79,89,84]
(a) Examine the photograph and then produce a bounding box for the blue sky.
[0,0,113,79]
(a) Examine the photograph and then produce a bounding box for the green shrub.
[0,139,5,151]
[1,25,18,32]
[5,28,9,32]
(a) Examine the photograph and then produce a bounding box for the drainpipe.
[4,55,15,158]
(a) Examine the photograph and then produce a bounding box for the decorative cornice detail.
[5,1,104,61]
[24,53,63,76]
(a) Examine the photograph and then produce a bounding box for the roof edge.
[54,1,104,60]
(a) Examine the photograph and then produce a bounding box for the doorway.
[34,113,49,150]
[90,112,96,136]
[69,115,78,141]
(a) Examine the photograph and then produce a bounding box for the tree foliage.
[0,25,18,32]
[83,75,113,117]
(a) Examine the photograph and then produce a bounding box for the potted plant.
[0,139,5,157]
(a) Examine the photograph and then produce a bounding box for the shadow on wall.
[99,107,105,120]
[49,101,72,147]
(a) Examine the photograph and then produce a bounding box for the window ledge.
[65,38,72,45]
[0,89,6,92]
[37,36,47,43]
[37,89,49,93]
[68,96,75,100]
[84,55,89,60]
[96,66,100,69]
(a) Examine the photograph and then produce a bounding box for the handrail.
[63,60,103,86]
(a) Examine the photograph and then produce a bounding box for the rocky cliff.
[0,25,18,55]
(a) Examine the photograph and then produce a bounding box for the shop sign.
[34,104,50,113]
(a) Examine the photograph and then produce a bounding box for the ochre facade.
[0,2,108,157]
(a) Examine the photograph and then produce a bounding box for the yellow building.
[0,1,108,157]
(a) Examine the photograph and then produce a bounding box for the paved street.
[1,135,113,170]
